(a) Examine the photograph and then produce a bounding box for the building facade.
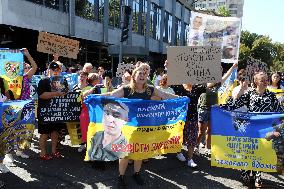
[194,0,244,17]
[0,0,194,72]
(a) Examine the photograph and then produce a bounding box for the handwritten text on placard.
[37,32,80,59]
[167,46,222,85]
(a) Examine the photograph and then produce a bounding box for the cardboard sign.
[116,63,135,77]
[38,92,81,123]
[37,32,80,59]
[246,57,269,83]
[167,46,222,85]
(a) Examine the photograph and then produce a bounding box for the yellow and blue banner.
[0,49,24,99]
[0,100,35,153]
[84,95,189,161]
[218,67,237,104]
[211,106,283,172]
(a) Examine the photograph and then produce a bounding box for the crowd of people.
[0,49,284,189]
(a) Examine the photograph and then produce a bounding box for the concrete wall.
[75,17,104,42]
[1,0,69,35]
[0,0,192,55]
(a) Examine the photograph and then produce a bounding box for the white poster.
[188,12,242,63]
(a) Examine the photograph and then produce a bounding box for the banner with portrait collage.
[0,100,35,155]
[188,12,241,63]
[84,95,189,161]
[211,106,283,173]
[0,49,24,99]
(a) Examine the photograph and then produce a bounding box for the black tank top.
[123,85,154,100]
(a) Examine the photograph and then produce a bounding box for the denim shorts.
[198,109,211,123]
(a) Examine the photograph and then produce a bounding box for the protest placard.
[38,92,81,123]
[37,32,80,59]
[167,46,222,85]
[188,11,241,63]
[0,49,24,99]
[246,57,269,83]
[116,63,135,77]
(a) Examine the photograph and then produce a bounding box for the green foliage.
[239,30,284,72]
[75,0,95,20]
[240,30,262,49]
[217,6,231,17]
[251,36,277,67]
[238,43,251,69]
[271,61,284,72]
[273,42,284,61]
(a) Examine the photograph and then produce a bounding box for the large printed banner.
[188,12,241,63]
[218,68,237,104]
[84,96,189,161]
[0,100,35,153]
[37,32,80,59]
[0,49,24,99]
[211,106,283,173]
[167,46,222,85]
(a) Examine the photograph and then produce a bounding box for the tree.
[271,61,284,72]
[251,36,277,67]
[273,42,284,61]
[240,30,262,49]
[217,6,231,17]
[238,43,251,69]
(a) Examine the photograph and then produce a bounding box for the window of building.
[156,6,161,40]
[176,18,181,46]
[109,0,120,28]
[75,0,95,20]
[98,0,104,23]
[141,0,148,35]
[168,13,172,44]
[26,0,69,12]
[185,24,190,46]
[229,4,238,8]
[229,10,238,15]
[218,2,225,6]
[132,0,139,33]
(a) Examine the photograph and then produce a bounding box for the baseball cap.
[48,62,60,70]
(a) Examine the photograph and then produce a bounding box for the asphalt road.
[1,133,284,189]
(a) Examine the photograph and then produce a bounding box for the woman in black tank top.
[99,64,178,188]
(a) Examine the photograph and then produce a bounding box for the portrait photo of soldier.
[88,99,129,161]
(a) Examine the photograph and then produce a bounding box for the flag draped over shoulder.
[0,100,35,153]
[84,95,189,161]
[218,67,237,104]
[0,49,24,99]
[211,106,283,172]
